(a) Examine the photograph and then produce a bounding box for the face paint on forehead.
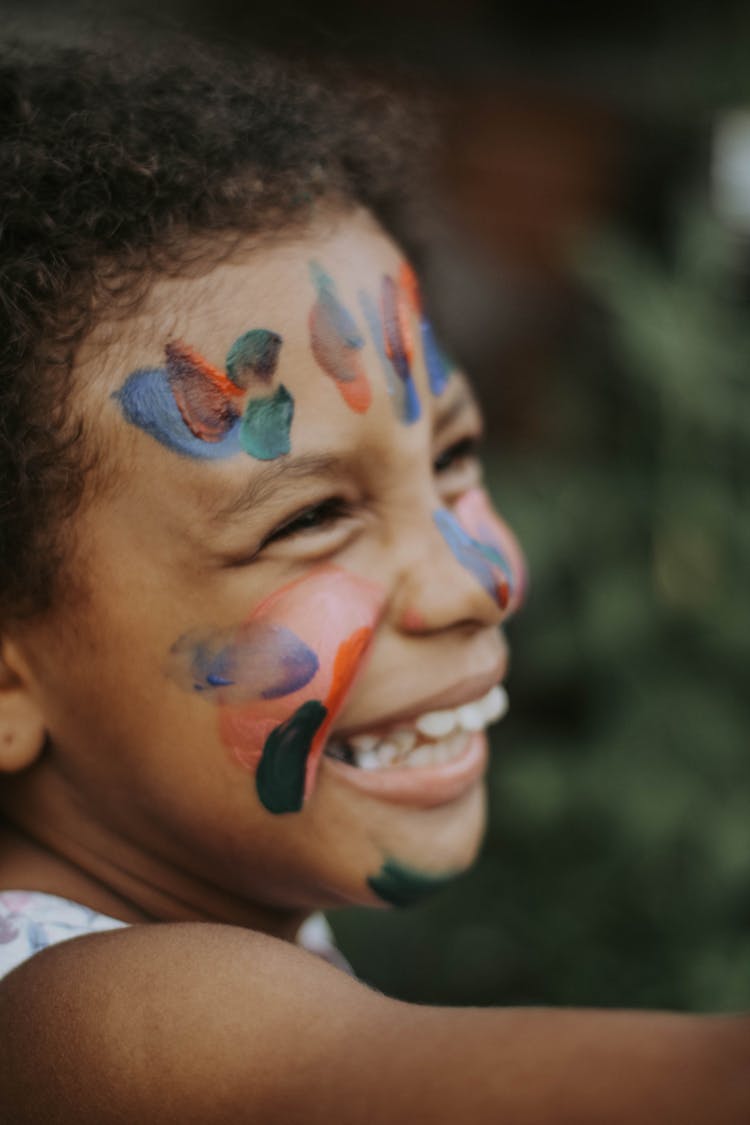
[113,335,294,463]
[167,567,385,815]
[398,262,453,398]
[225,329,282,388]
[434,488,526,615]
[380,274,421,425]
[308,261,372,414]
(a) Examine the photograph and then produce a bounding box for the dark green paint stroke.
[226,329,282,387]
[240,384,294,461]
[255,699,328,814]
[368,857,461,907]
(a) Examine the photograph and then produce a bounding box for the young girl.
[0,38,748,1123]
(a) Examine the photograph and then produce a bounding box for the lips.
[321,679,509,808]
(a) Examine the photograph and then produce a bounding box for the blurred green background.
[7,0,750,1010]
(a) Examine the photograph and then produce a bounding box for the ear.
[0,639,47,773]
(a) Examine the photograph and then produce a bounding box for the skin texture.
[2,209,749,1122]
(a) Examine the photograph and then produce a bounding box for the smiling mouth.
[323,684,508,772]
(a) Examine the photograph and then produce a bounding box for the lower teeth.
[325,730,470,771]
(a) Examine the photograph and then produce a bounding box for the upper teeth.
[414,684,507,737]
[326,684,508,771]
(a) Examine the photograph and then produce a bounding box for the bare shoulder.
[0,921,390,1125]
[2,921,750,1125]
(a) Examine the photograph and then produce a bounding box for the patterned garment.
[0,890,350,980]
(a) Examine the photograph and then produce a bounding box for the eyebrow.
[205,453,346,525]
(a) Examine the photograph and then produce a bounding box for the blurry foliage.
[331,203,750,1012]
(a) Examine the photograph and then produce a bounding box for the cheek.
[453,488,528,613]
[167,566,385,815]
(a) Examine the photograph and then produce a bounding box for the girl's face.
[7,210,524,925]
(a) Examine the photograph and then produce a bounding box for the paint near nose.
[454,488,527,614]
[434,508,510,609]
[434,488,525,613]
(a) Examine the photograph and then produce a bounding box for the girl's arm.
[1,922,747,1124]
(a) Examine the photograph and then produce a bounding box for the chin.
[361,780,488,909]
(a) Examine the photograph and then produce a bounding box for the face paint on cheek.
[309,262,372,414]
[381,274,421,425]
[434,490,520,612]
[168,622,320,701]
[398,262,452,398]
[367,856,462,907]
[168,567,385,815]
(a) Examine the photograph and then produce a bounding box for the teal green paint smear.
[368,857,461,907]
[240,384,294,461]
[255,699,327,814]
[226,329,282,387]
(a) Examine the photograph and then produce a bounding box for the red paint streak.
[168,341,244,398]
[382,276,415,370]
[337,356,372,413]
[309,306,372,415]
[398,261,422,314]
[214,567,385,799]
[166,340,244,442]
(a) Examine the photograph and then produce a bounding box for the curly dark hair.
[0,36,430,622]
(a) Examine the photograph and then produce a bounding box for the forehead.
[79,208,405,398]
[74,207,474,525]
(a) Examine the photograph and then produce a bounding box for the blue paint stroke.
[420,318,452,397]
[358,288,399,400]
[434,508,511,606]
[381,275,421,425]
[169,622,319,702]
[113,367,242,460]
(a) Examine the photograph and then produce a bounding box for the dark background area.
[6,0,750,1010]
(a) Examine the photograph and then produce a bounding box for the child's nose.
[388,504,514,636]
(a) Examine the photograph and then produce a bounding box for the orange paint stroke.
[303,624,375,799]
[398,261,422,314]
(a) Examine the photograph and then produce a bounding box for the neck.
[0,810,309,943]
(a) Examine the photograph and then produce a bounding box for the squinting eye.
[262,497,352,546]
[433,436,481,474]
